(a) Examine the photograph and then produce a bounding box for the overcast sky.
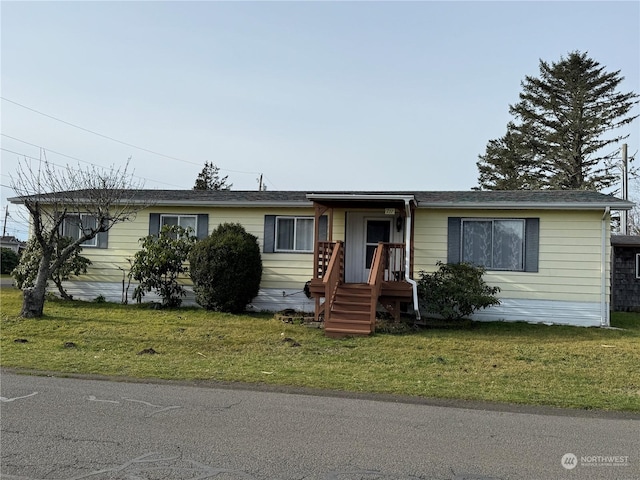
[1,1,639,240]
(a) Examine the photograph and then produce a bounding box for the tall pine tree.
[476,123,545,190]
[193,161,232,190]
[477,51,638,191]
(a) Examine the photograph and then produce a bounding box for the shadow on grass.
[373,312,640,340]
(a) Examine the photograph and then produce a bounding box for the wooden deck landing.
[309,279,413,337]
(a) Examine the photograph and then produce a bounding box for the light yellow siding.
[413,208,609,304]
[331,210,346,242]
[77,206,323,289]
[69,204,611,306]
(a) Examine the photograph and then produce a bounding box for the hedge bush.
[1,247,19,274]
[189,223,262,313]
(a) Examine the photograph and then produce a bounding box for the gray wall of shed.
[611,245,640,311]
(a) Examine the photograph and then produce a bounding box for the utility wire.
[1,148,154,189]
[2,133,103,167]
[1,147,42,162]
[1,96,264,176]
[1,135,186,188]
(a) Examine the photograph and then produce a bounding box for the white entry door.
[345,213,399,283]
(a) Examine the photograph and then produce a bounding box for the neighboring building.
[0,235,25,254]
[9,190,634,334]
[611,235,640,312]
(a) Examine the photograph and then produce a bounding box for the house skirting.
[53,281,315,313]
[49,282,605,327]
[470,298,606,327]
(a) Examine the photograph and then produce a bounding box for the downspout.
[404,199,421,321]
[601,207,610,327]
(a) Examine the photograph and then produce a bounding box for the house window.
[263,215,328,254]
[448,217,539,272]
[275,217,314,252]
[160,214,197,237]
[636,254,640,279]
[148,213,208,239]
[62,214,98,247]
[462,219,525,271]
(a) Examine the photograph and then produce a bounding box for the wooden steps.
[325,284,375,337]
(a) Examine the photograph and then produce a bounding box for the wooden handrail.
[315,241,407,282]
[367,242,386,327]
[315,241,336,280]
[368,242,386,288]
[384,243,406,282]
[322,241,343,323]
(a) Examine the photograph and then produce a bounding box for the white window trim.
[64,213,98,247]
[160,214,198,235]
[275,216,314,253]
[461,218,526,272]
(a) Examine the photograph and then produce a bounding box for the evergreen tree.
[193,161,231,190]
[476,123,545,190]
[477,51,638,191]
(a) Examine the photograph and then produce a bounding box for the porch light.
[396,216,403,232]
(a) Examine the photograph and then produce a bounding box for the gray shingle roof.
[611,235,640,246]
[412,190,634,209]
[9,189,634,210]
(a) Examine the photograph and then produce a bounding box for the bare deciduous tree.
[9,158,149,317]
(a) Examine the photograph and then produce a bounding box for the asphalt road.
[1,372,638,480]
[0,278,16,288]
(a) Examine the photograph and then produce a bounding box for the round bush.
[1,248,20,274]
[417,261,500,320]
[189,223,262,313]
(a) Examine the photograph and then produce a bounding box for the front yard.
[1,287,639,412]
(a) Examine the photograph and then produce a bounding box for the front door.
[345,213,398,283]
[364,219,391,280]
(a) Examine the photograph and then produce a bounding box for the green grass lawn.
[1,287,639,412]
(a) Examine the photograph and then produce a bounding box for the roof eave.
[8,196,312,208]
[418,201,634,210]
[149,200,312,207]
[307,193,416,203]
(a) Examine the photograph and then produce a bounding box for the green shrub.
[11,237,91,299]
[189,223,262,313]
[417,262,500,320]
[130,225,196,308]
[1,248,20,274]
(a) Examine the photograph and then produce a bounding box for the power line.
[1,96,204,167]
[1,147,137,187]
[261,174,278,190]
[1,147,42,162]
[2,146,273,193]
[1,135,186,188]
[2,133,101,167]
[1,96,264,176]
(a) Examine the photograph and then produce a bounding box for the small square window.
[275,217,314,252]
[160,214,197,238]
[63,214,98,247]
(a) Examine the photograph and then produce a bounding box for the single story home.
[10,189,633,335]
[1,235,25,254]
